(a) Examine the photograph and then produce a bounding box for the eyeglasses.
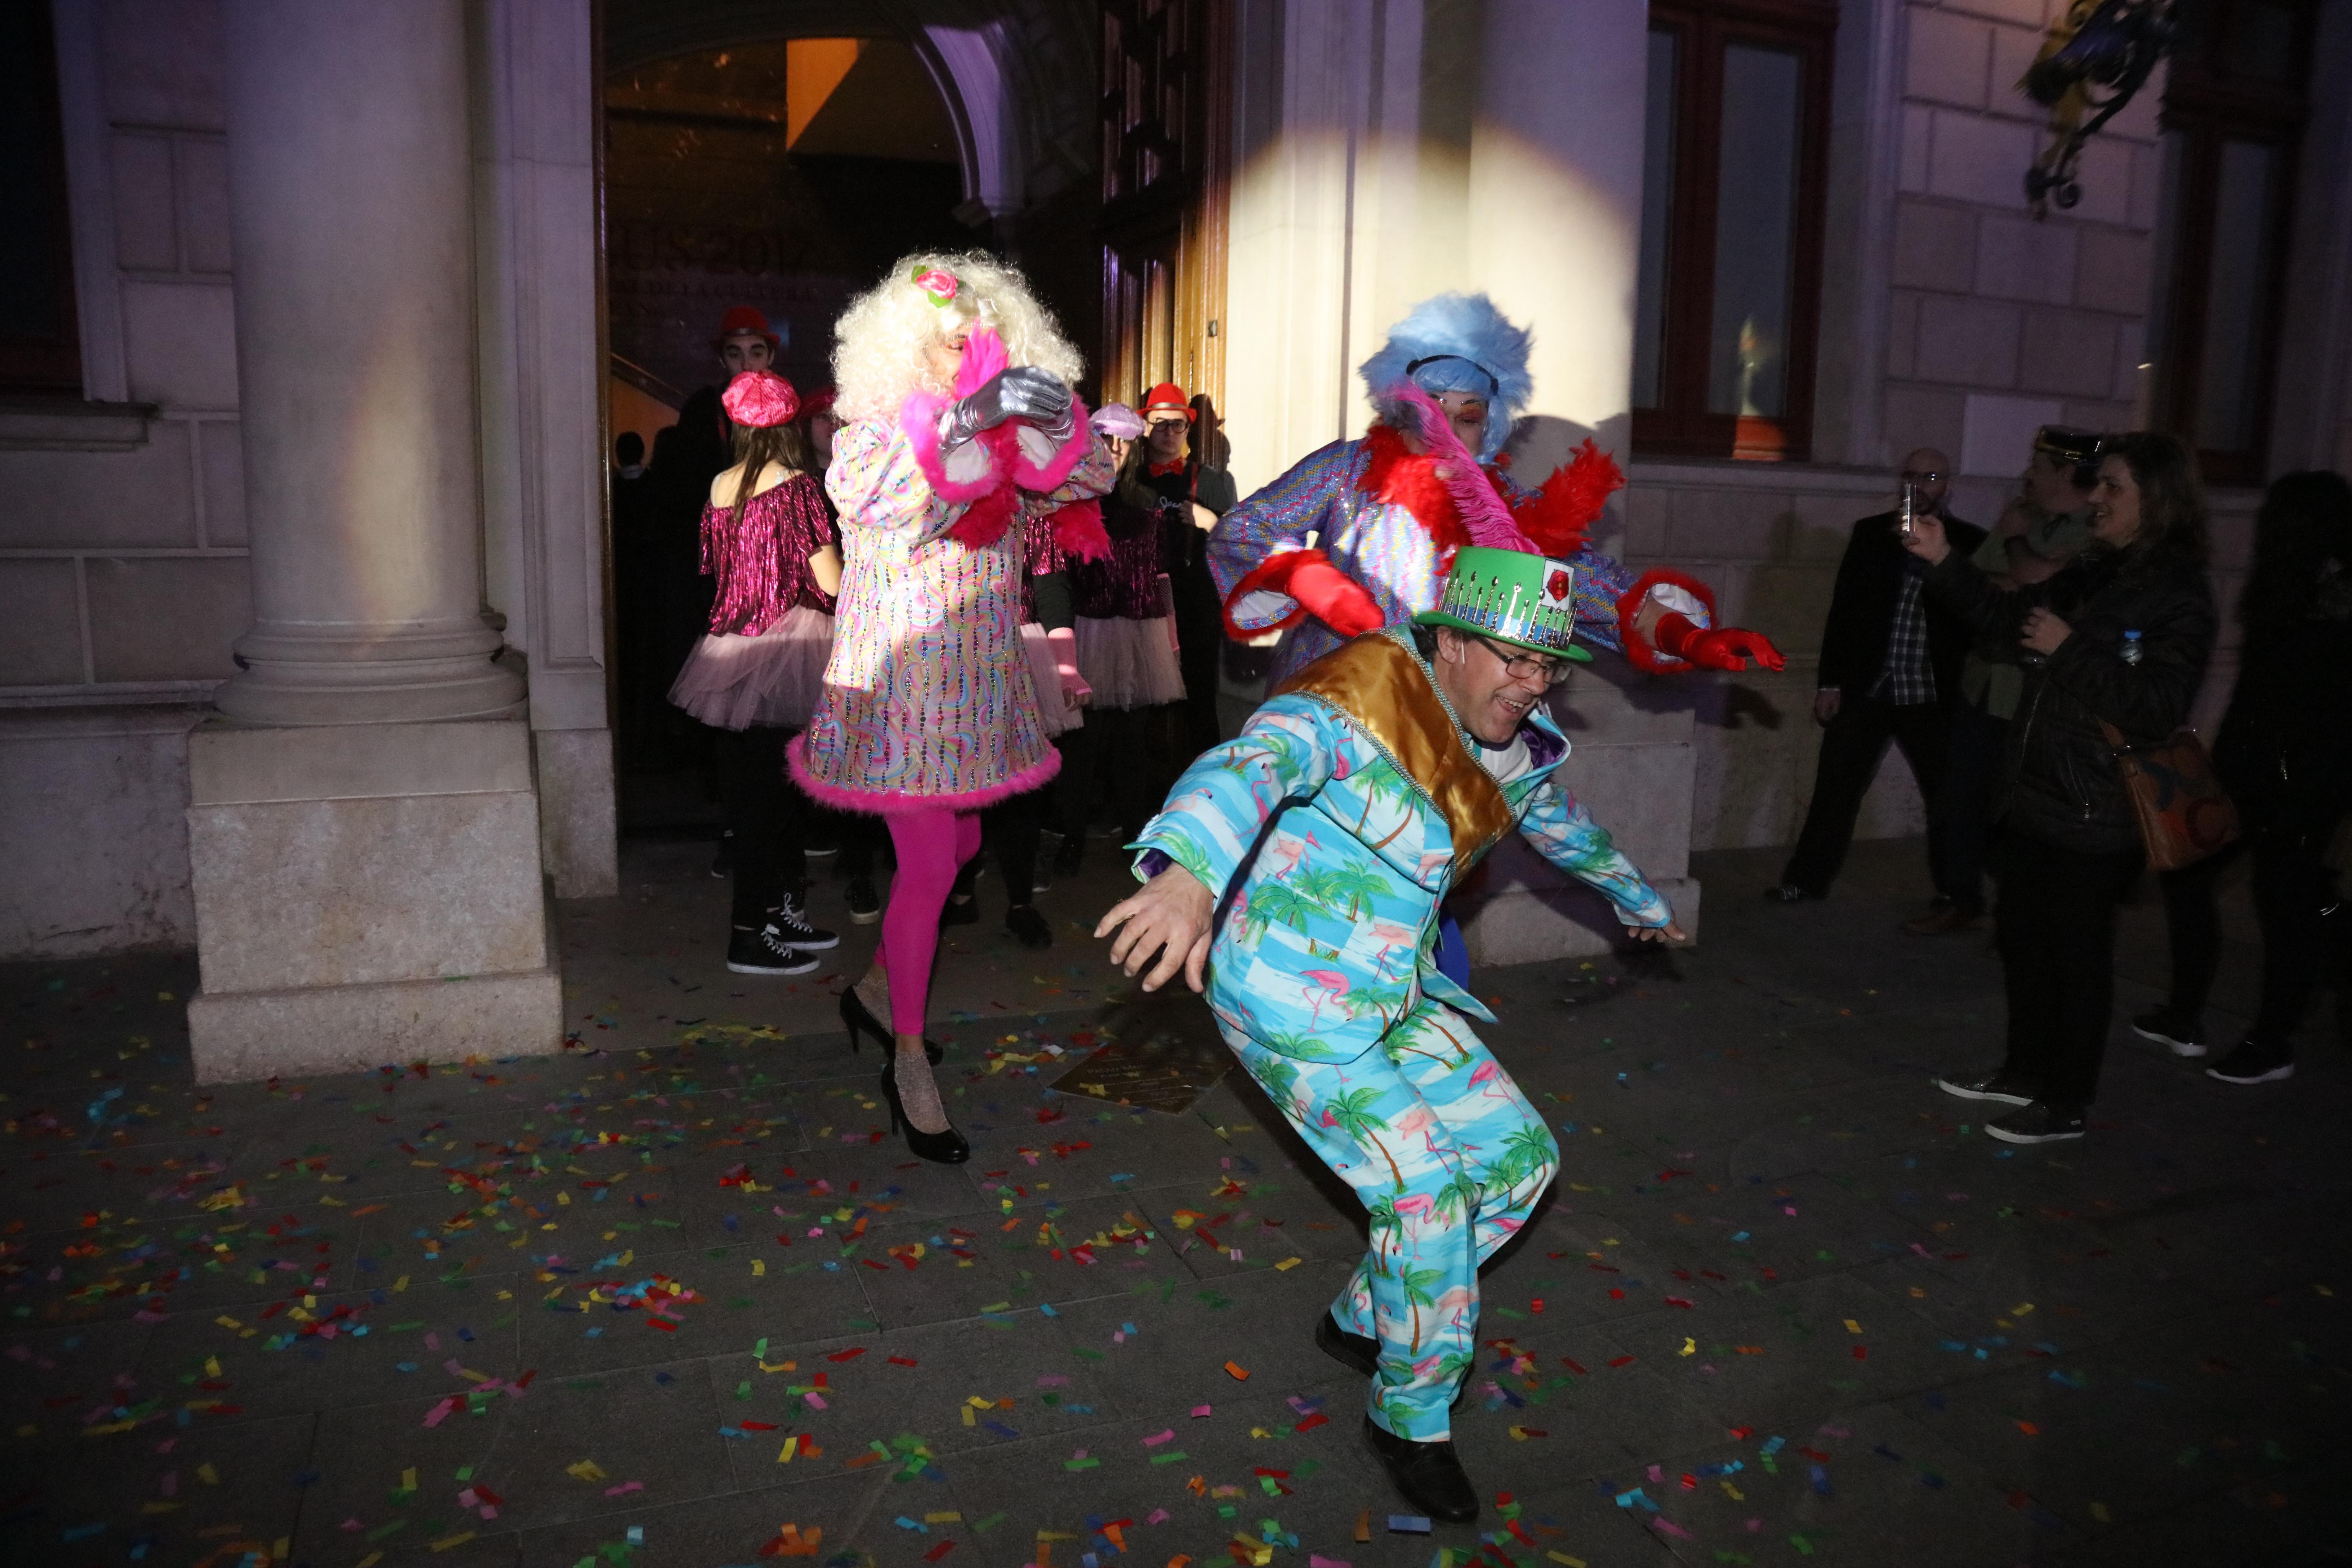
[1476,635,1573,689]
[1900,470,1944,483]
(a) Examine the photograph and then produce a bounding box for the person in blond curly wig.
[792,251,1114,1164]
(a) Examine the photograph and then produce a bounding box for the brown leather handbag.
[2098,722,2241,871]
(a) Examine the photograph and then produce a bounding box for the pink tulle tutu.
[1074,615,1185,711]
[668,604,836,731]
[1021,622,1085,737]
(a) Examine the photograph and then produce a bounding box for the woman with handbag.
[1900,432,2217,1143]
[2131,471,2352,1083]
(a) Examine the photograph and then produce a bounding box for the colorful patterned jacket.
[1134,626,1671,1064]
[1209,436,1713,686]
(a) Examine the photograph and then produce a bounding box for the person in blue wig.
[1210,292,1783,982]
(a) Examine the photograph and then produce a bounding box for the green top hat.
[1413,546,1593,662]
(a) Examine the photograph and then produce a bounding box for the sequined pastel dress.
[1209,437,1662,685]
[666,473,838,731]
[789,416,1113,813]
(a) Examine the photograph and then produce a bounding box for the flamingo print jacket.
[1132,626,1670,1065]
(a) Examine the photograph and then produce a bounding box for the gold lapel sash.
[1276,633,1515,861]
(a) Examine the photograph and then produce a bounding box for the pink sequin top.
[699,474,838,635]
[1068,498,1164,620]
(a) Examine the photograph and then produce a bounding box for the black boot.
[1363,1417,1477,1523]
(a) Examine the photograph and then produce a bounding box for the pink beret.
[722,370,800,430]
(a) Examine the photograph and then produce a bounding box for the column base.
[187,968,563,1083]
[1457,877,1703,966]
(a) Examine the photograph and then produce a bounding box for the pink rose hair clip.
[910,267,959,307]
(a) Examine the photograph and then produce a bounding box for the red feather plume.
[1510,439,1625,557]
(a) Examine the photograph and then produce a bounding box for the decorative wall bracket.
[2020,0,2177,215]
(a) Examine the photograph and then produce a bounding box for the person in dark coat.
[1767,448,1984,909]
[1905,432,2218,1144]
[2130,470,2352,1080]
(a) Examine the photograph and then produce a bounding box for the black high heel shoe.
[840,989,943,1065]
[876,1058,969,1165]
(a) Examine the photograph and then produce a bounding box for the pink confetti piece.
[1654,1520,1693,1540]
[804,1392,827,1410]
[424,1333,440,1350]
[1142,1430,1174,1447]
[443,1359,465,1376]
[1191,1404,1212,1418]
[1312,1557,1353,1568]
[604,1481,643,1497]
[421,1396,460,1428]
[1147,1510,1170,1525]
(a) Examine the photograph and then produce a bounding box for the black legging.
[1057,706,1175,846]
[2158,831,2343,1045]
[715,725,807,928]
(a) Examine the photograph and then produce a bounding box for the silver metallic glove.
[941,365,1074,451]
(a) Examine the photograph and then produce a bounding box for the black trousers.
[1781,694,1953,898]
[1991,829,2144,1107]
[1056,706,1174,846]
[983,784,1047,908]
[1936,701,2006,916]
[2158,831,2343,1046]
[1171,554,1225,757]
[714,725,807,928]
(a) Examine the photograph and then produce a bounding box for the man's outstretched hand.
[1096,864,1216,993]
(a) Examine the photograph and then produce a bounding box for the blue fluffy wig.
[1357,292,1534,463]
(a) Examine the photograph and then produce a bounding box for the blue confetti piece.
[1388,1515,1431,1533]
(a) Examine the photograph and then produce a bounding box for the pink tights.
[875,808,982,1037]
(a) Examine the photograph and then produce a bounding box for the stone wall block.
[1892,200,1977,291]
[2068,138,2135,227]
[1883,382,1969,457]
[1975,212,2078,303]
[100,0,227,127]
[177,136,234,274]
[0,421,199,548]
[1938,0,2048,28]
[2075,226,2154,314]
[2018,308,2120,396]
[1887,292,1922,379]
[1666,487,1773,558]
[1905,8,1993,109]
[1986,23,2048,117]
[122,280,240,410]
[109,134,178,270]
[86,557,251,682]
[2127,142,2163,231]
[1901,104,1934,192]
[1622,484,1670,555]
[199,420,246,545]
[0,561,86,685]
[1926,109,2036,209]
[1741,560,1839,656]
[1915,294,2024,386]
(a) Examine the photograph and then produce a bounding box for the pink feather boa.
[1390,381,1532,553]
[899,328,1094,550]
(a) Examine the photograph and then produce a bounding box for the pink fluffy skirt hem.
[786,732,1062,817]
[667,604,835,731]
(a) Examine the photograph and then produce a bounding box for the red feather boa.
[1355,423,1625,561]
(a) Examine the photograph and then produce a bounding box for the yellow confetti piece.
[925,1512,963,1524]
[1274,1257,1303,1271]
[140,1501,180,1515]
[777,1434,801,1463]
[204,1356,221,1378]
[1546,1555,1588,1568]
[565,1460,606,1483]
[2010,1303,2035,1316]
[752,1259,765,1276]
[402,1469,417,1491]
[356,1555,382,1568]
[1720,1480,1745,1501]
[962,1405,976,1427]
[1679,1337,1696,1356]
[213,1316,243,1331]
[275,1539,290,1562]
[197,1463,218,1486]
[394,1275,409,1292]
[1843,1319,1863,1334]
[429,1531,477,1551]
[557,1191,571,1205]
[2091,1502,2111,1524]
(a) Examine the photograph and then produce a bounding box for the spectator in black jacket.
[2131,470,2352,1081]
[1904,432,2218,1144]
[1767,449,1984,909]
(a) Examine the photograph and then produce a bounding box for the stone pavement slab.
[3,837,2345,1567]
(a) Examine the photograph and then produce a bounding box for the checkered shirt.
[1871,559,1936,705]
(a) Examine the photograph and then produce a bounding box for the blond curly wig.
[830,250,1085,423]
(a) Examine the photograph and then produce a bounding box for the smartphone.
[1898,481,1916,539]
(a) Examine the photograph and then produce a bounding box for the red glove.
[1654,615,1788,672]
[1223,548,1386,640]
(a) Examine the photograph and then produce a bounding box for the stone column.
[216,0,522,725]
[186,0,559,1082]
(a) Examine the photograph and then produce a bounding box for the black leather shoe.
[938,894,979,927]
[1315,1311,1379,1376]
[877,1058,969,1165]
[1005,904,1053,949]
[1363,1417,1477,1523]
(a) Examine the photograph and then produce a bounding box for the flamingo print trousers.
[1226,1000,1559,1441]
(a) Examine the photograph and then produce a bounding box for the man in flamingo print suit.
[1098,547,1683,1523]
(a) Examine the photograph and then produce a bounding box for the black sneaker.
[939,894,978,927]
[766,893,838,951]
[1985,1101,2086,1144]
[1006,904,1053,949]
[710,830,733,879]
[1763,883,1822,903]
[727,924,819,976]
[1934,1070,2038,1106]
[805,840,837,859]
[845,876,881,925]
[2205,1038,2294,1085]
[1316,1311,1380,1377]
[2131,1007,2206,1058]
[1362,1417,1477,1523]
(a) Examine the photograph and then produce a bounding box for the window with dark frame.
[2147,0,2314,486]
[0,0,82,397]
[1633,0,1837,462]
